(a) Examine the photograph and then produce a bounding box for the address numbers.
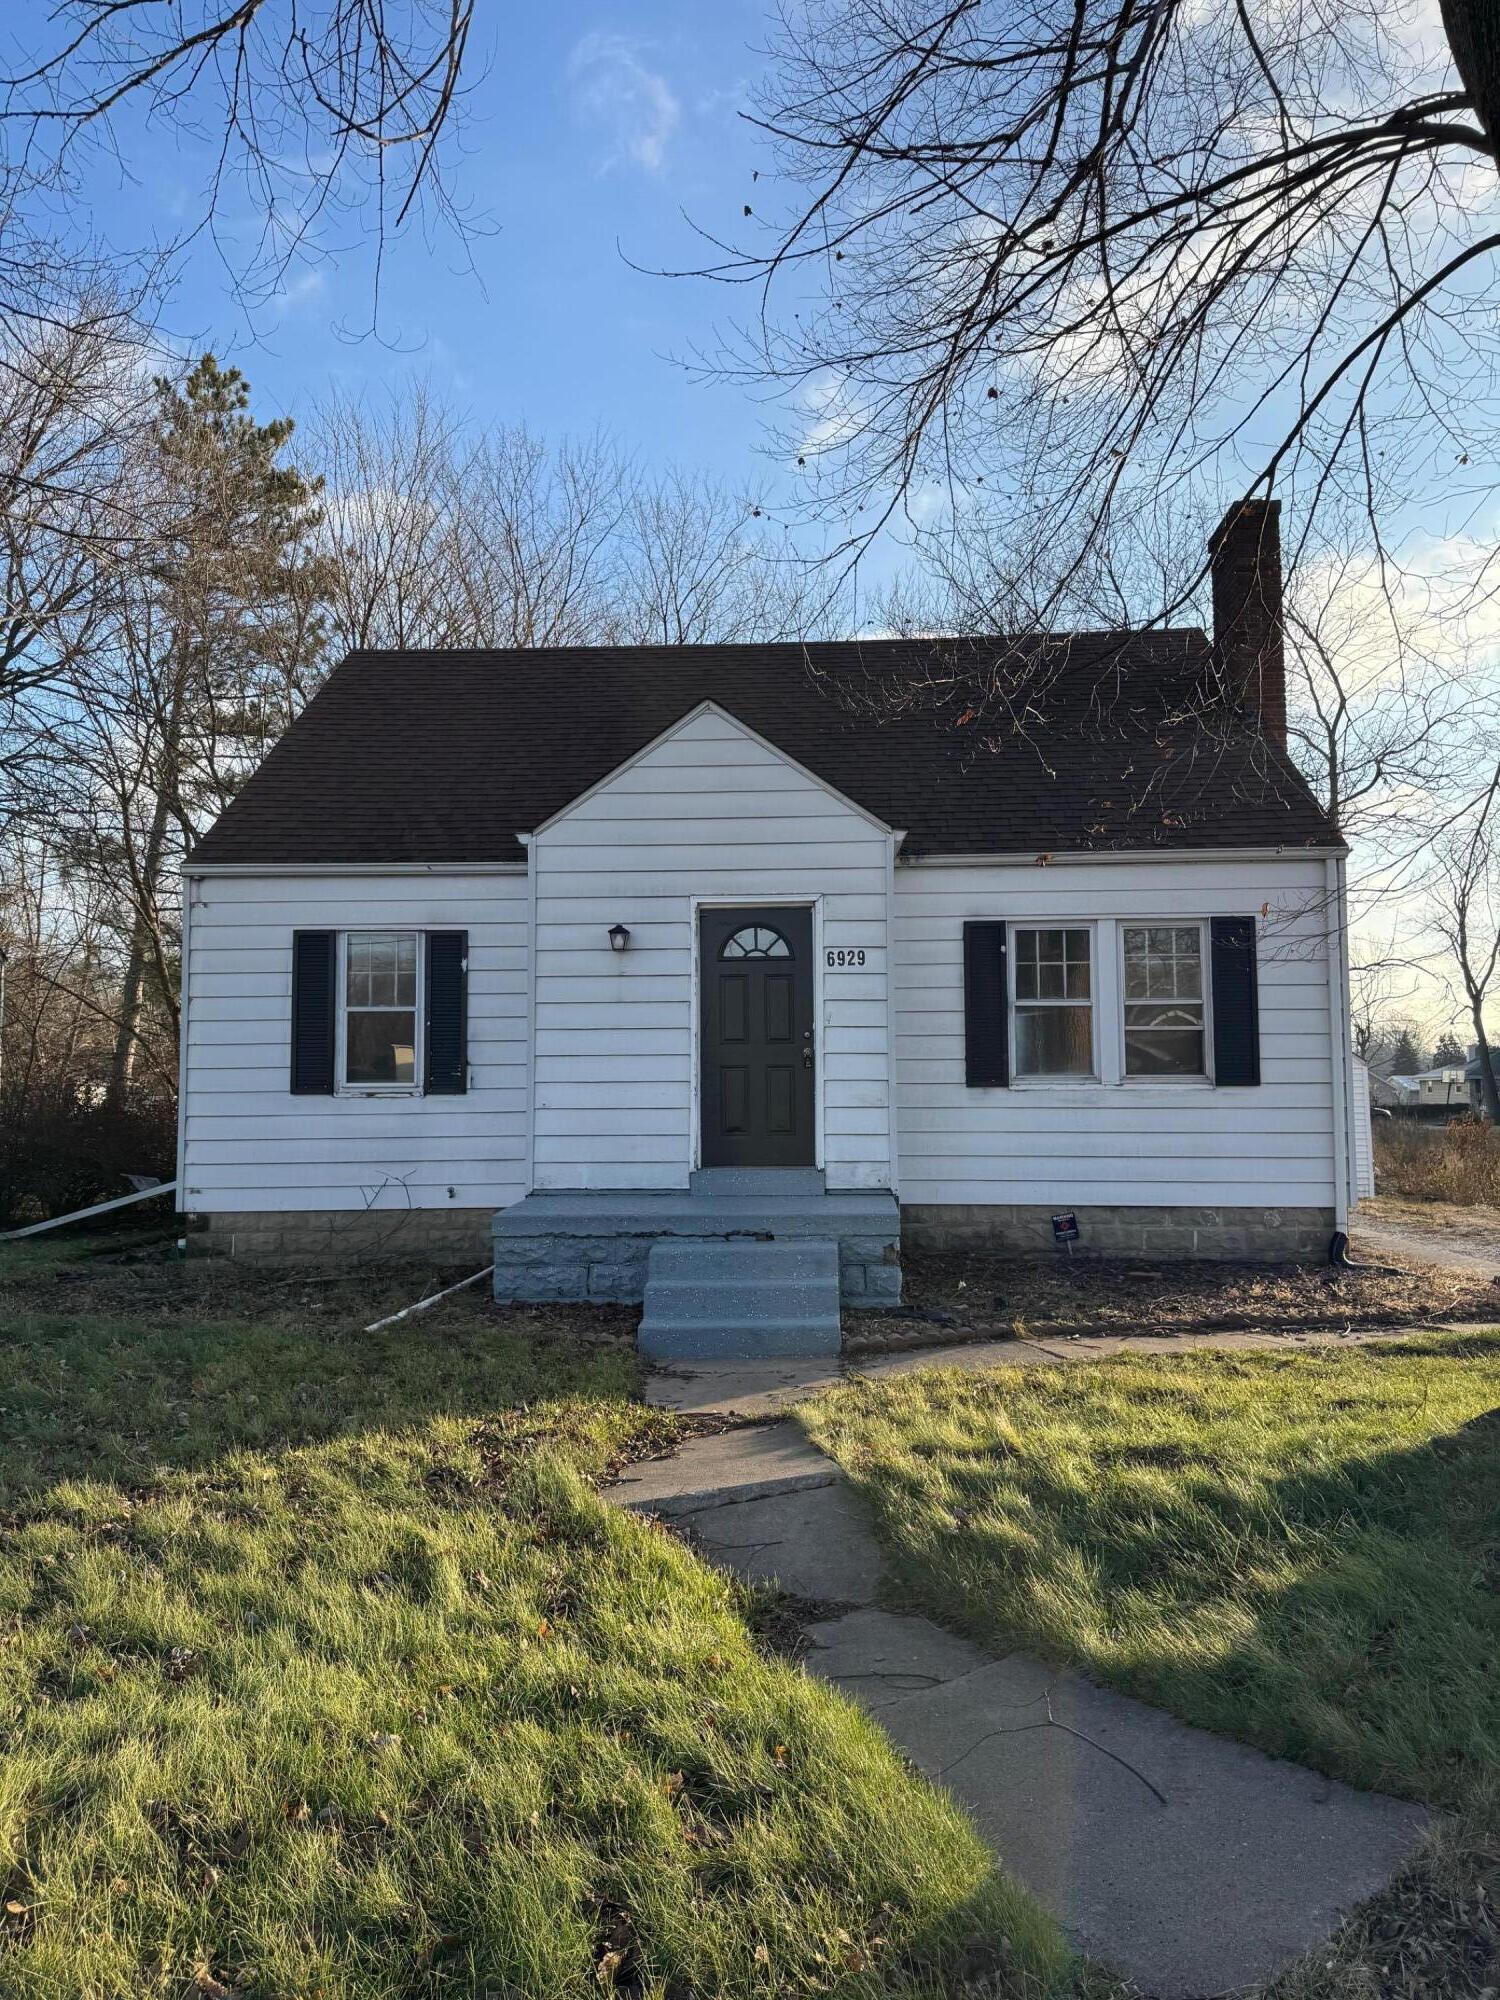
[825,948,867,968]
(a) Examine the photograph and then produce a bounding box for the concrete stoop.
[492,1170,901,1356]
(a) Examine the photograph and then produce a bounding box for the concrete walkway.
[644,1321,1419,1421]
[607,1403,1431,1998]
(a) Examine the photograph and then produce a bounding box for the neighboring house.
[1388,1067,1471,1116]
[178,500,1358,1351]
[1362,1067,1408,1112]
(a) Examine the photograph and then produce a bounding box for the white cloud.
[567,33,680,174]
[798,370,870,458]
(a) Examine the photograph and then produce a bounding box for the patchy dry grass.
[1374,1118,1500,1207]
[849,1246,1498,1355]
[803,1336,1500,1998]
[1360,1194,1500,1258]
[0,1241,1075,2000]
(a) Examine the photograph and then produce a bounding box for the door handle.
[802,1043,815,1069]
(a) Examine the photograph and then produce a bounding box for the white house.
[179,500,1357,1355]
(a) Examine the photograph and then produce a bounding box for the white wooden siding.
[1351,1057,1375,1202]
[530,705,894,1191]
[180,873,529,1212]
[893,858,1339,1208]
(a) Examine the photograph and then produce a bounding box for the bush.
[1374,1115,1500,1206]
[0,1090,177,1227]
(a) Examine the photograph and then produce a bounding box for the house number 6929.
[825,948,867,968]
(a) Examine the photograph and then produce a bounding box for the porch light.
[608,924,631,953]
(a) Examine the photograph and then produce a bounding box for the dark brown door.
[699,906,815,1168]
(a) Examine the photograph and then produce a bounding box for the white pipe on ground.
[0,1180,178,1241]
[363,1264,496,1333]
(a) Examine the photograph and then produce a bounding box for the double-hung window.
[341,932,421,1089]
[1011,926,1094,1077]
[1121,924,1208,1078]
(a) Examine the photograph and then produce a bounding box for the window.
[1122,925,1207,1077]
[720,925,792,960]
[1012,926,1093,1076]
[342,932,420,1088]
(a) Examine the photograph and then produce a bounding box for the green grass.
[802,1335,1500,1809]
[0,1247,1072,2000]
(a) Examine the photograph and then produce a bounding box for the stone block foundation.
[197,1200,1334,1270]
[900,1203,1336,1262]
[196,1209,495,1262]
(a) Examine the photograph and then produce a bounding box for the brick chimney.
[1209,497,1286,744]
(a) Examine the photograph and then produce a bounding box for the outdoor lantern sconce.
[608,924,631,953]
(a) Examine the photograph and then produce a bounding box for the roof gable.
[530,700,896,839]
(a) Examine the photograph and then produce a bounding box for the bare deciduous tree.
[705,0,1500,619]
[1,0,475,314]
[0,306,157,830]
[1433,760,1500,1120]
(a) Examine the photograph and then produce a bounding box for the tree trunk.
[105,787,171,1109]
[1441,0,1500,166]
[105,663,187,1110]
[1469,1007,1500,1122]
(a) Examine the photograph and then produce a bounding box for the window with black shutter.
[1210,916,1261,1086]
[291,929,469,1096]
[963,921,1010,1087]
[290,931,337,1094]
[425,931,469,1095]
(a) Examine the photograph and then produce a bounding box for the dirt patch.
[844,1245,1500,1354]
[0,1236,643,1348]
[1359,1194,1500,1258]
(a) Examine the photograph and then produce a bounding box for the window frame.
[1116,919,1215,1086]
[1007,921,1099,1084]
[336,929,425,1096]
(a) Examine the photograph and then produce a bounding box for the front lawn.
[802,1335,1500,1996]
[0,1244,1070,2000]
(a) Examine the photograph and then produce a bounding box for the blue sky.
[18,3,792,493]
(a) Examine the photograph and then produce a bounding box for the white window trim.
[337,930,425,1096]
[1007,921,1100,1085]
[1116,918,1215,1087]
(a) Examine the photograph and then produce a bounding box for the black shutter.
[290,931,336,1094]
[1210,916,1260,1086]
[963,921,1010,1087]
[425,931,468,1095]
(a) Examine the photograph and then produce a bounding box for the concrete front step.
[689,1168,828,1197]
[638,1236,842,1360]
[492,1179,902,1312]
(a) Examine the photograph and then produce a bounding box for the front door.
[699,905,815,1168]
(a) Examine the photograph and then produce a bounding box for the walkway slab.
[609,1424,834,1515]
[806,1612,1427,1997]
[673,1481,885,1603]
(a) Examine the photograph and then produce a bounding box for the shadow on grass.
[824,1336,1500,1812]
[0,1247,651,1504]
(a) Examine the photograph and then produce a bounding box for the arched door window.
[719,924,793,960]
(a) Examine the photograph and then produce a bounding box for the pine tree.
[1431,1032,1467,1069]
[97,356,330,1104]
[1388,1028,1426,1076]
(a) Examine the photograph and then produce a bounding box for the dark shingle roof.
[188,635,1339,865]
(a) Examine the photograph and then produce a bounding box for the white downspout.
[1324,852,1352,1233]
[884,831,905,1200]
[518,833,537,1198]
[175,872,193,1209]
